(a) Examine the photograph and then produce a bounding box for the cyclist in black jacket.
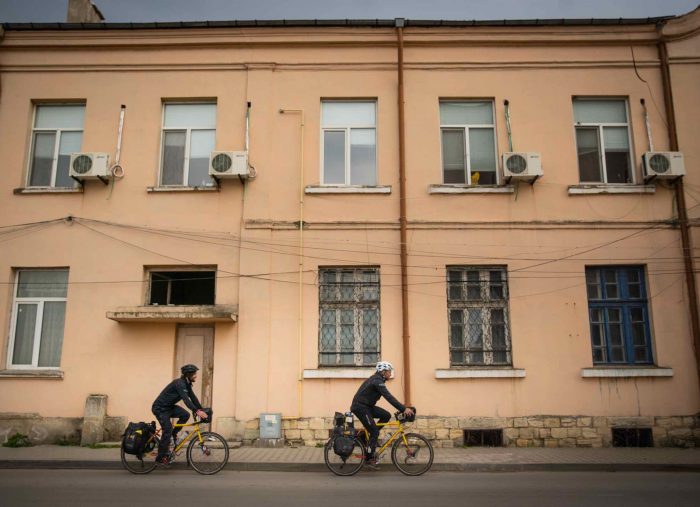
[151,364,208,466]
[351,361,414,465]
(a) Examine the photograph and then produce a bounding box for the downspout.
[656,27,700,388]
[279,108,305,418]
[396,19,411,404]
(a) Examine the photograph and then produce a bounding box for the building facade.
[1,8,699,447]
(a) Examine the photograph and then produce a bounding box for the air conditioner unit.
[69,152,111,180]
[502,152,543,181]
[642,151,685,180]
[208,151,249,179]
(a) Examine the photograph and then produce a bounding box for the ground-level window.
[447,266,511,366]
[148,270,216,305]
[8,269,69,368]
[586,266,652,365]
[319,267,380,366]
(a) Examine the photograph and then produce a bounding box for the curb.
[1,461,699,473]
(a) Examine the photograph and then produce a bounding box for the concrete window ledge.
[567,184,656,195]
[147,186,218,193]
[581,367,673,378]
[303,368,375,379]
[106,305,238,323]
[13,187,82,195]
[305,185,391,194]
[435,368,526,379]
[429,184,515,194]
[0,369,64,379]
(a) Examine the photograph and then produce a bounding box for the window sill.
[580,367,673,378]
[147,186,219,193]
[304,185,391,194]
[429,184,515,194]
[567,184,656,195]
[303,368,375,379]
[0,369,64,379]
[13,187,82,195]
[435,368,526,379]
[106,304,238,323]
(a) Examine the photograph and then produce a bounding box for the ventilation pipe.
[640,99,654,152]
[396,18,411,405]
[656,28,700,389]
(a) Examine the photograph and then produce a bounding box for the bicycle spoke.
[324,437,366,476]
[186,432,229,475]
[391,433,434,476]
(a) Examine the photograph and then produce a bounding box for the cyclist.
[351,361,414,466]
[151,363,209,466]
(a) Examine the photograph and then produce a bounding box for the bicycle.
[324,409,434,476]
[121,414,229,475]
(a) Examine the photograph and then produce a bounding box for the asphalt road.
[1,470,698,506]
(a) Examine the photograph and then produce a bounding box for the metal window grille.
[319,267,380,366]
[447,267,511,366]
[586,266,652,365]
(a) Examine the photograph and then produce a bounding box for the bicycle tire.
[391,433,434,476]
[324,436,366,476]
[120,435,159,475]
[186,431,229,475]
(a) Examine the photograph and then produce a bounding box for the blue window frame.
[585,266,653,365]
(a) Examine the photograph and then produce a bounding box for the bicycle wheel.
[391,433,434,476]
[121,435,159,474]
[187,432,229,475]
[324,436,366,476]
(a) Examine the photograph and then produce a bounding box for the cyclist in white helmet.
[350,361,414,466]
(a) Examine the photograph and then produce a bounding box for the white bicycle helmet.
[376,361,394,372]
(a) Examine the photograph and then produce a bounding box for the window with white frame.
[319,267,380,366]
[28,104,85,188]
[574,98,633,184]
[160,103,216,187]
[8,270,68,369]
[440,101,498,185]
[321,101,377,186]
[447,267,511,366]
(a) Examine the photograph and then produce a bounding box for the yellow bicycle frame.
[169,420,207,453]
[357,419,411,456]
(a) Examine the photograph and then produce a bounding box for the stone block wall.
[239,414,700,448]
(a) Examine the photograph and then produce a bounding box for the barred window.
[319,267,380,366]
[447,267,511,366]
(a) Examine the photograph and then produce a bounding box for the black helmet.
[181,364,199,375]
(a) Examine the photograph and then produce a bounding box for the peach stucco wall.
[0,9,699,427]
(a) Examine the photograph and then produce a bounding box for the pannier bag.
[333,435,355,458]
[122,421,156,456]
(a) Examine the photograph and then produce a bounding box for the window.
[28,104,85,188]
[8,270,68,368]
[440,101,497,185]
[148,270,216,305]
[573,99,633,184]
[321,101,376,185]
[160,103,216,187]
[319,267,380,366]
[447,267,511,366]
[586,266,652,365]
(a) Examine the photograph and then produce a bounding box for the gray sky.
[1,0,698,23]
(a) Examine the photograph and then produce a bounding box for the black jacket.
[351,372,405,412]
[152,377,203,413]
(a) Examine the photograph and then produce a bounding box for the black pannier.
[122,421,156,456]
[333,435,355,458]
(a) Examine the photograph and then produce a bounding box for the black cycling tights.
[351,405,391,456]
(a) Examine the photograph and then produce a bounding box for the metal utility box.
[259,413,282,439]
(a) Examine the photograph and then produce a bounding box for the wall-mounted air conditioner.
[502,152,542,182]
[642,152,685,180]
[208,151,249,179]
[69,152,111,180]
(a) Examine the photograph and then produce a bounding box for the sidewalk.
[1,444,699,472]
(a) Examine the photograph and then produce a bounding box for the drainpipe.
[656,29,700,389]
[279,108,305,418]
[396,19,411,405]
